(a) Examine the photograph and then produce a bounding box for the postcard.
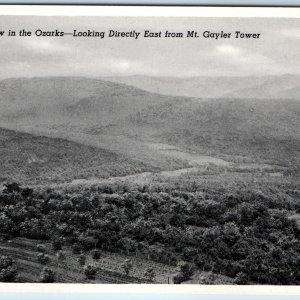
[0,5,299,295]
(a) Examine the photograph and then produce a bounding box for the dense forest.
[1,177,300,284]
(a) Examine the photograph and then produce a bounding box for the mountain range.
[103,74,300,99]
[0,75,299,183]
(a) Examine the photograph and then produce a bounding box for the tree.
[55,250,67,282]
[173,272,185,284]
[202,271,217,284]
[0,256,17,282]
[144,267,155,282]
[91,249,101,260]
[234,272,248,285]
[52,239,62,251]
[73,242,83,254]
[78,235,97,250]
[40,267,55,283]
[77,254,86,267]
[37,253,51,265]
[172,261,194,284]
[21,187,34,199]
[37,244,46,253]
[56,250,67,264]
[84,264,97,279]
[176,261,194,281]
[121,259,133,276]
[3,183,21,194]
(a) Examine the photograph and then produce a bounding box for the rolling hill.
[227,74,300,100]
[0,77,194,172]
[124,97,300,165]
[0,127,155,185]
[103,75,265,98]
[103,74,300,99]
[0,76,181,128]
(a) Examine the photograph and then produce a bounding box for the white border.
[0,4,300,296]
[0,283,300,295]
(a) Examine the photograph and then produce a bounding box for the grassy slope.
[0,237,176,283]
[0,236,235,284]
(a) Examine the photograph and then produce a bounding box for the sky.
[0,15,300,79]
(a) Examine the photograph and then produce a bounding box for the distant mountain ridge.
[0,76,189,127]
[226,74,300,99]
[103,74,300,99]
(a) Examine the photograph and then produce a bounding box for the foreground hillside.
[0,237,176,283]
[0,169,299,284]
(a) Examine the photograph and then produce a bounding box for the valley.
[0,75,299,285]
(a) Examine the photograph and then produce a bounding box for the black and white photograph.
[0,6,299,285]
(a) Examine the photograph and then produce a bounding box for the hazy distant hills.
[227,74,300,100]
[127,97,300,163]
[103,75,264,98]
[0,76,185,128]
[0,75,299,176]
[104,74,300,99]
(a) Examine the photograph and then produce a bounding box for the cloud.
[281,28,300,39]
[215,44,242,56]
[22,38,71,54]
[214,44,272,66]
[112,59,131,71]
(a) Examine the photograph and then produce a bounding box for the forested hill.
[126,97,300,166]
[0,127,152,185]
[0,76,185,128]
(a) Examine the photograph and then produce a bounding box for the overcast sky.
[0,16,299,79]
